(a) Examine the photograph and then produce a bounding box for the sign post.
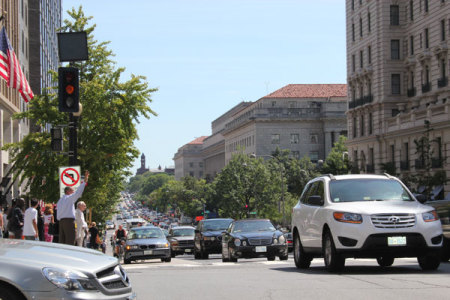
[59,166,81,197]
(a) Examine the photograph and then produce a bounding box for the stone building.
[345,0,450,198]
[173,136,208,180]
[136,153,149,175]
[223,84,348,164]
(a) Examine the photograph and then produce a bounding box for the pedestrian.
[36,205,45,241]
[23,199,39,240]
[0,204,3,238]
[56,170,89,245]
[88,222,99,250]
[52,206,59,243]
[2,206,8,238]
[75,201,88,247]
[8,198,25,239]
[43,204,54,242]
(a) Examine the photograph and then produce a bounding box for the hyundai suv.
[291,174,443,272]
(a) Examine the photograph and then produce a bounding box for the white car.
[291,174,443,272]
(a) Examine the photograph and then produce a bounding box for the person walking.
[9,198,25,239]
[56,170,89,245]
[36,205,45,241]
[0,204,3,238]
[75,201,88,247]
[23,199,39,240]
[43,205,54,242]
[88,222,99,250]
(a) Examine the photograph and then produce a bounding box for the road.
[121,253,450,300]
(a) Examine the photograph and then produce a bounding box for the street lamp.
[249,153,286,226]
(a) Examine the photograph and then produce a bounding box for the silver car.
[124,226,171,264]
[0,239,135,300]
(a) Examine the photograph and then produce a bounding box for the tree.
[322,136,351,175]
[3,7,157,223]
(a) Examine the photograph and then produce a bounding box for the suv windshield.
[128,228,163,239]
[202,220,232,231]
[172,228,194,237]
[329,179,413,203]
[232,220,276,233]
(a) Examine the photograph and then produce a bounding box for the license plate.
[387,236,406,246]
[255,246,267,253]
[144,250,153,255]
[185,249,191,253]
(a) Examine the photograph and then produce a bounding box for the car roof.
[203,218,233,222]
[316,174,398,182]
[233,219,271,223]
[171,226,195,229]
[131,226,158,230]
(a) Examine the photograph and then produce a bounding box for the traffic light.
[51,127,63,151]
[58,67,79,112]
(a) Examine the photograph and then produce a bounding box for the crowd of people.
[0,170,106,252]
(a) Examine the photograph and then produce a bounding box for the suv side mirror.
[414,194,427,204]
[308,195,324,206]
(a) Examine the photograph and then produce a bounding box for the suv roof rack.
[324,174,336,180]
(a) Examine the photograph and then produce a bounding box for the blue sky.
[63,0,347,175]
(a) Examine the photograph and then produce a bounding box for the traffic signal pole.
[68,113,78,166]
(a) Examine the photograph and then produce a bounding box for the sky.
[62,0,347,175]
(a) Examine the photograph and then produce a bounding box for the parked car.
[124,226,171,264]
[0,239,135,299]
[167,226,195,257]
[194,218,233,259]
[222,219,288,262]
[291,174,443,272]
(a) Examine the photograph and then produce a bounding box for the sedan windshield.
[128,228,163,239]
[329,179,413,203]
[203,220,232,231]
[172,228,194,237]
[232,221,276,233]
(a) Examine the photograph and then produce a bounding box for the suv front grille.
[248,238,272,246]
[370,214,415,228]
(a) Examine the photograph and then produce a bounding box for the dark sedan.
[194,218,233,259]
[221,219,288,262]
[167,226,195,257]
[124,226,171,264]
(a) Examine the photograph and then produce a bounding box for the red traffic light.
[65,85,75,94]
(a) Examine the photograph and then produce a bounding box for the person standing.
[56,170,89,245]
[0,205,3,238]
[88,222,99,250]
[23,199,39,240]
[9,198,25,239]
[36,205,45,241]
[75,201,88,247]
[43,205,54,242]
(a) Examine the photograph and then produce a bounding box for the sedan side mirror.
[414,194,427,204]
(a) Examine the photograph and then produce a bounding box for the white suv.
[291,174,443,272]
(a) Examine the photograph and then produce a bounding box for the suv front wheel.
[323,230,345,272]
[293,232,311,269]
[418,253,440,270]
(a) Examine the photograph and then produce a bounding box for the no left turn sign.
[59,166,81,197]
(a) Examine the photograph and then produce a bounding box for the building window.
[360,115,365,136]
[309,151,319,163]
[424,0,429,12]
[271,134,280,144]
[352,54,356,72]
[391,40,400,60]
[442,20,446,41]
[391,145,395,163]
[391,74,401,94]
[189,171,194,177]
[425,28,429,48]
[368,45,372,64]
[292,151,300,159]
[410,71,415,88]
[410,0,414,21]
[288,101,296,108]
[368,12,371,32]
[360,50,363,68]
[390,5,400,25]
[369,113,373,134]
[331,131,336,146]
[352,0,354,10]
[359,18,363,37]
[271,101,276,107]
[352,23,355,41]
[290,134,299,144]
[310,134,318,144]
[425,65,430,84]
[199,162,204,168]
[189,162,194,168]
[353,117,357,138]
[410,35,414,55]
[441,59,447,78]
[199,171,203,177]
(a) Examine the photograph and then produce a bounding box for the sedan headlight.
[234,238,241,247]
[333,212,363,224]
[423,210,439,222]
[278,235,286,244]
[42,268,97,291]
[126,245,139,250]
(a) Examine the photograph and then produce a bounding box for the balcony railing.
[422,82,431,93]
[431,158,443,168]
[407,87,416,97]
[363,94,373,104]
[415,159,424,169]
[400,161,410,170]
[438,77,448,88]
[349,95,373,110]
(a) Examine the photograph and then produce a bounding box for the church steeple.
[141,153,146,169]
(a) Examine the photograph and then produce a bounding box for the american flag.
[0,26,34,102]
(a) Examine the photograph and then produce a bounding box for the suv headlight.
[333,212,363,224]
[422,210,439,222]
[42,268,97,291]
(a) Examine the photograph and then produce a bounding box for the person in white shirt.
[23,199,39,240]
[57,170,89,245]
[75,201,88,247]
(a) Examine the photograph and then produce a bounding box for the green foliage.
[322,136,351,175]
[3,6,157,224]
